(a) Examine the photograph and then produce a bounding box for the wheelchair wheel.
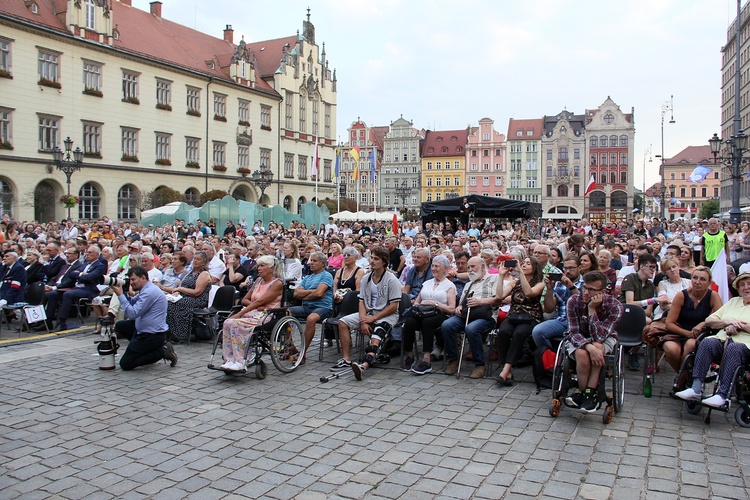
[602,404,614,424]
[735,406,750,427]
[685,401,702,415]
[613,345,624,413]
[270,316,305,373]
[549,398,561,418]
[255,359,268,379]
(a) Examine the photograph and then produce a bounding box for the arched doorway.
[283,195,292,211]
[118,184,139,221]
[34,180,58,223]
[0,177,16,219]
[297,196,307,214]
[185,188,200,206]
[231,184,256,203]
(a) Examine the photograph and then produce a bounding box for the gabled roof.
[422,129,469,158]
[0,0,280,97]
[665,146,716,166]
[543,111,585,136]
[243,35,299,77]
[507,118,544,140]
[371,126,389,151]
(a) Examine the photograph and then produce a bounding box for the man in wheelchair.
[336,246,402,380]
[564,271,624,412]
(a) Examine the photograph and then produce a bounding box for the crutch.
[320,369,353,383]
[456,292,474,379]
[705,335,731,424]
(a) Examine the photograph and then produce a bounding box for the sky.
[133,0,739,192]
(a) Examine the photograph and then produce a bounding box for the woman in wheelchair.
[675,271,750,408]
[663,266,722,372]
[219,255,284,371]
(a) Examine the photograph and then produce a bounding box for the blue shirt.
[299,270,334,310]
[553,276,584,323]
[118,280,168,334]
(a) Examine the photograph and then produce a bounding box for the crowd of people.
[2,211,750,412]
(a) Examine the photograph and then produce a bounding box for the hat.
[148,224,154,227]
[733,272,750,289]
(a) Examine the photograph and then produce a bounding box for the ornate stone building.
[340,119,385,211]
[466,118,505,197]
[541,112,586,219]
[421,129,469,203]
[380,116,422,212]
[0,0,336,221]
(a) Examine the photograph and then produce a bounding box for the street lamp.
[642,145,652,217]
[250,163,274,204]
[709,130,748,223]
[659,96,675,220]
[445,190,459,199]
[395,181,411,213]
[52,136,84,219]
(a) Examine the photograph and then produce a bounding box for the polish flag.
[311,136,319,180]
[584,175,596,195]
[710,249,730,303]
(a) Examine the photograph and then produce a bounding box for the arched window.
[600,135,608,147]
[0,178,13,217]
[610,135,618,147]
[557,185,568,197]
[601,173,607,184]
[619,135,628,147]
[79,182,100,220]
[590,191,606,208]
[185,188,200,206]
[610,172,617,184]
[283,196,292,211]
[297,196,306,214]
[620,171,627,184]
[118,185,138,221]
[590,136,598,147]
[611,190,627,209]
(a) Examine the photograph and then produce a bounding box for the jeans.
[496,318,536,367]
[531,319,566,350]
[441,315,495,365]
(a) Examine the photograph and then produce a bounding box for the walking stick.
[456,292,474,379]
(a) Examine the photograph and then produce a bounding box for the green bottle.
[644,370,653,398]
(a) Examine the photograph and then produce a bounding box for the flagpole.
[314,135,319,205]
[336,138,341,216]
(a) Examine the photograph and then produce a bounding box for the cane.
[705,335,731,424]
[456,292,474,379]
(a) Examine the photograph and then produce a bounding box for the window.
[445,177,450,186]
[559,148,568,161]
[547,185,552,197]
[610,135,618,147]
[260,148,271,171]
[325,103,331,138]
[77,182,100,220]
[558,185,568,197]
[212,142,226,167]
[299,94,306,132]
[495,177,501,186]
[426,162,432,170]
[483,163,489,170]
[0,179,13,217]
[546,149,552,160]
[298,155,307,179]
[118,185,137,221]
[385,195,391,205]
[590,136,598,147]
[0,37,12,75]
[122,70,139,102]
[546,165,552,177]
[436,178,441,187]
[470,176,476,186]
[237,98,250,125]
[285,92,293,128]
[482,176,489,186]
[427,178,432,187]
[213,93,226,119]
[312,98,319,136]
[155,133,171,163]
[185,137,200,165]
[600,135,607,147]
[455,161,460,169]
[574,149,580,160]
[238,145,249,169]
[472,150,477,157]
[483,133,489,140]
[495,163,502,170]
[38,49,60,84]
[82,121,101,156]
[454,177,460,186]
[38,114,60,151]
[0,108,12,147]
[323,159,332,182]
[435,193,442,201]
[186,87,200,115]
[121,127,138,159]
[610,172,616,184]
[85,0,96,30]
[574,185,580,197]
[590,154,597,166]
[284,153,294,178]
[600,153,607,166]
[680,187,686,198]
[620,135,628,147]
[620,172,627,184]
[154,78,171,109]
[609,153,617,166]
[574,165,580,177]
[436,161,441,170]
[483,149,489,156]
[82,60,102,92]
[261,105,271,129]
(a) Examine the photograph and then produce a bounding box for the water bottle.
[644,367,653,398]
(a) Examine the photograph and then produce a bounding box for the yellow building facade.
[421,129,469,202]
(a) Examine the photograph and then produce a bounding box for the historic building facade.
[0,0,336,221]
[584,98,635,222]
[541,111,586,220]
[505,119,542,204]
[380,116,422,212]
[421,129,469,203]
[340,119,384,211]
[466,118,505,197]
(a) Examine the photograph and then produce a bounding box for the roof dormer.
[67,0,115,45]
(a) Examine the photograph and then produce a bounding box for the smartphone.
[548,273,563,282]
[505,259,517,268]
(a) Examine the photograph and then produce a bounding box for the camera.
[548,273,563,282]
[100,275,129,287]
[505,259,517,268]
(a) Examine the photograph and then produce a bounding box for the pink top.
[251,277,282,309]
[328,254,344,269]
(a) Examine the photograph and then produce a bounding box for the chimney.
[120,0,132,5]
[223,25,234,44]
[150,1,162,17]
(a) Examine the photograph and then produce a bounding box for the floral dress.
[222,278,282,363]
[167,271,210,341]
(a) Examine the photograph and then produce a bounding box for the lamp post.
[395,181,411,215]
[642,145,652,217]
[659,96,676,220]
[52,136,84,219]
[250,163,274,205]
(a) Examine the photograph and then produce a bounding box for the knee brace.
[365,344,378,365]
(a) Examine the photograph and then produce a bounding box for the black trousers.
[117,319,167,370]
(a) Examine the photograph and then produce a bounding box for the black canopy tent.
[419,194,542,224]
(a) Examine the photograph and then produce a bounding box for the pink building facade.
[466,118,506,197]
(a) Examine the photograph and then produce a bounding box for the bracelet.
[640,298,654,307]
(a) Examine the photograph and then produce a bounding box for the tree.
[633,193,644,214]
[200,189,228,205]
[140,186,185,211]
[700,199,720,220]
[319,197,356,214]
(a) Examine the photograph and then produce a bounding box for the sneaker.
[444,360,459,376]
[330,358,352,371]
[162,341,178,367]
[411,360,432,375]
[431,346,444,361]
[580,388,598,413]
[469,365,485,379]
[402,356,415,371]
[351,362,364,381]
[702,394,727,408]
[565,392,584,408]
[674,387,702,402]
[628,352,640,371]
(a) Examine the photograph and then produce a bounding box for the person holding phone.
[531,255,583,350]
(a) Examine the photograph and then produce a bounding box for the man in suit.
[35,248,82,331]
[44,242,65,281]
[55,246,107,331]
[0,251,27,308]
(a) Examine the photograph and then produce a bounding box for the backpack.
[532,345,557,393]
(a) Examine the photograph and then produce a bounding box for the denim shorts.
[288,304,333,321]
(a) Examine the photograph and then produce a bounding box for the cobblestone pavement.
[1,331,750,499]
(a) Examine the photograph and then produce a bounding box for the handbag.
[411,304,441,320]
[463,304,494,322]
[642,318,683,348]
[506,311,535,323]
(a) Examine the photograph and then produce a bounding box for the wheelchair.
[548,338,624,424]
[670,329,750,426]
[207,279,305,379]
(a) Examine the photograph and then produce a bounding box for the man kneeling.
[564,271,623,412]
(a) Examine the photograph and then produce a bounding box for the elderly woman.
[662,266,722,372]
[595,249,617,291]
[220,255,284,371]
[494,256,545,385]
[163,251,211,342]
[403,255,457,375]
[333,246,364,304]
[23,249,45,285]
[676,271,750,408]
[159,250,189,288]
[328,242,344,270]
[480,248,499,274]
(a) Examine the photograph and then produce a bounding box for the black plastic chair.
[616,305,648,393]
[192,285,240,344]
[319,290,359,361]
[2,282,47,335]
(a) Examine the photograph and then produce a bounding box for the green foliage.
[319,197,357,214]
[700,199,720,220]
[142,186,185,210]
[200,189,228,205]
